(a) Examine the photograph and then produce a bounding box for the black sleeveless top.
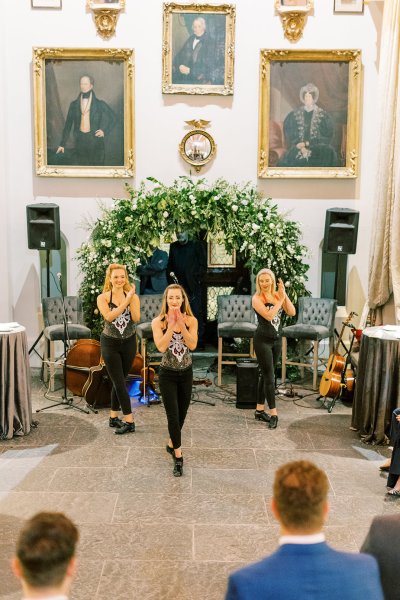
[102,291,136,339]
[255,302,282,340]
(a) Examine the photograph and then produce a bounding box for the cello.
[65,339,112,408]
[319,312,356,399]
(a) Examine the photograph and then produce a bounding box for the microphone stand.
[37,275,89,414]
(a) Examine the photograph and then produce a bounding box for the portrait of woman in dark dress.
[278,82,339,168]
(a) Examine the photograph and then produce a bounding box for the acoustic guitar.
[319,312,356,399]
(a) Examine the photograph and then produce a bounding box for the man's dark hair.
[16,512,79,588]
[273,460,328,531]
[80,74,94,86]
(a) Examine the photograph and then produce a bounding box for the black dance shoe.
[255,410,271,423]
[173,456,183,477]
[166,444,174,456]
[269,416,278,429]
[109,416,124,428]
[114,421,135,434]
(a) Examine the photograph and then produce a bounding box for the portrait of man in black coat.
[55,74,116,166]
[172,15,225,86]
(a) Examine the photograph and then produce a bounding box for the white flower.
[189,194,195,200]
[163,211,169,218]
[116,233,123,239]
[232,204,238,212]
[285,281,290,287]
[134,258,141,266]
[191,199,196,205]
[251,223,260,232]
[124,246,130,253]
[115,247,120,253]
[191,209,197,215]
[94,308,99,315]
[257,212,264,221]
[241,199,248,205]
[248,244,255,251]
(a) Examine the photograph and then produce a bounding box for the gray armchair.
[42,296,91,390]
[136,294,163,368]
[217,295,257,386]
[281,297,337,390]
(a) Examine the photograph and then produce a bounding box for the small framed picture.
[333,0,364,14]
[31,0,62,7]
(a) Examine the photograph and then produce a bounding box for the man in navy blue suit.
[225,460,383,600]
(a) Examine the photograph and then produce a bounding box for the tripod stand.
[37,275,89,414]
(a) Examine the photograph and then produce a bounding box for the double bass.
[66,340,156,409]
[319,312,356,399]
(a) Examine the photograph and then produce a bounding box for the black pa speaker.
[27,203,61,250]
[236,358,258,409]
[323,208,359,254]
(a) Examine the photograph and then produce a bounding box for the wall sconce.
[87,0,125,40]
[275,0,313,43]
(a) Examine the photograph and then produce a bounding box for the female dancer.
[152,284,198,476]
[97,263,140,434]
[252,269,295,429]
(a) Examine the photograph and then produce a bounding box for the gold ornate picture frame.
[162,3,236,96]
[179,129,216,172]
[258,49,362,179]
[208,239,236,268]
[33,47,135,178]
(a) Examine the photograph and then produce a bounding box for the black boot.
[166,444,174,456]
[269,415,278,429]
[114,421,135,434]
[109,416,124,428]
[173,456,183,477]
[255,410,271,423]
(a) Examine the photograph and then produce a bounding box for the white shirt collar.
[279,533,325,546]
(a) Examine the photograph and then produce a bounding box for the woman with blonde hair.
[152,284,198,476]
[97,263,140,433]
[252,268,295,428]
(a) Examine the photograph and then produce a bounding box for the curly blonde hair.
[255,268,276,296]
[102,263,132,293]
[159,284,194,319]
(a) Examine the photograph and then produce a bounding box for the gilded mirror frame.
[179,129,216,172]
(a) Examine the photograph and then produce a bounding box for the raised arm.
[97,287,137,322]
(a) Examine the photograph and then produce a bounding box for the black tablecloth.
[351,326,400,444]
[0,326,32,439]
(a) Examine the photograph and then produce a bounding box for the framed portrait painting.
[258,49,362,179]
[33,47,134,178]
[333,0,364,13]
[162,3,236,95]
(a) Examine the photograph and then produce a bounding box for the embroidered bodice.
[160,330,192,370]
[102,292,136,339]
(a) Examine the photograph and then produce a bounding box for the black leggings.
[254,332,282,411]
[159,366,193,449]
[100,333,136,415]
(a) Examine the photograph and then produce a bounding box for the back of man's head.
[14,512,79,590]
[273,460,329,533]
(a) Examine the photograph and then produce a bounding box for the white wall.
[1,0,382,352]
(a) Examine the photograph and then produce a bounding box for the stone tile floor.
[1,356,399,600]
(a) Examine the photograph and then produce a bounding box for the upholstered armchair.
[42,296,91,391]
[281,297,337,390]
[217,295,257,386]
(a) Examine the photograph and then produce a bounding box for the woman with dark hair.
[97,263,140,434]
[252,269,295,429]
[152,284,198,476]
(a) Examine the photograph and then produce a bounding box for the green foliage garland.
[77,176,310,338]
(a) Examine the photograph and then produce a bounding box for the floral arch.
[77,177,310,337]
